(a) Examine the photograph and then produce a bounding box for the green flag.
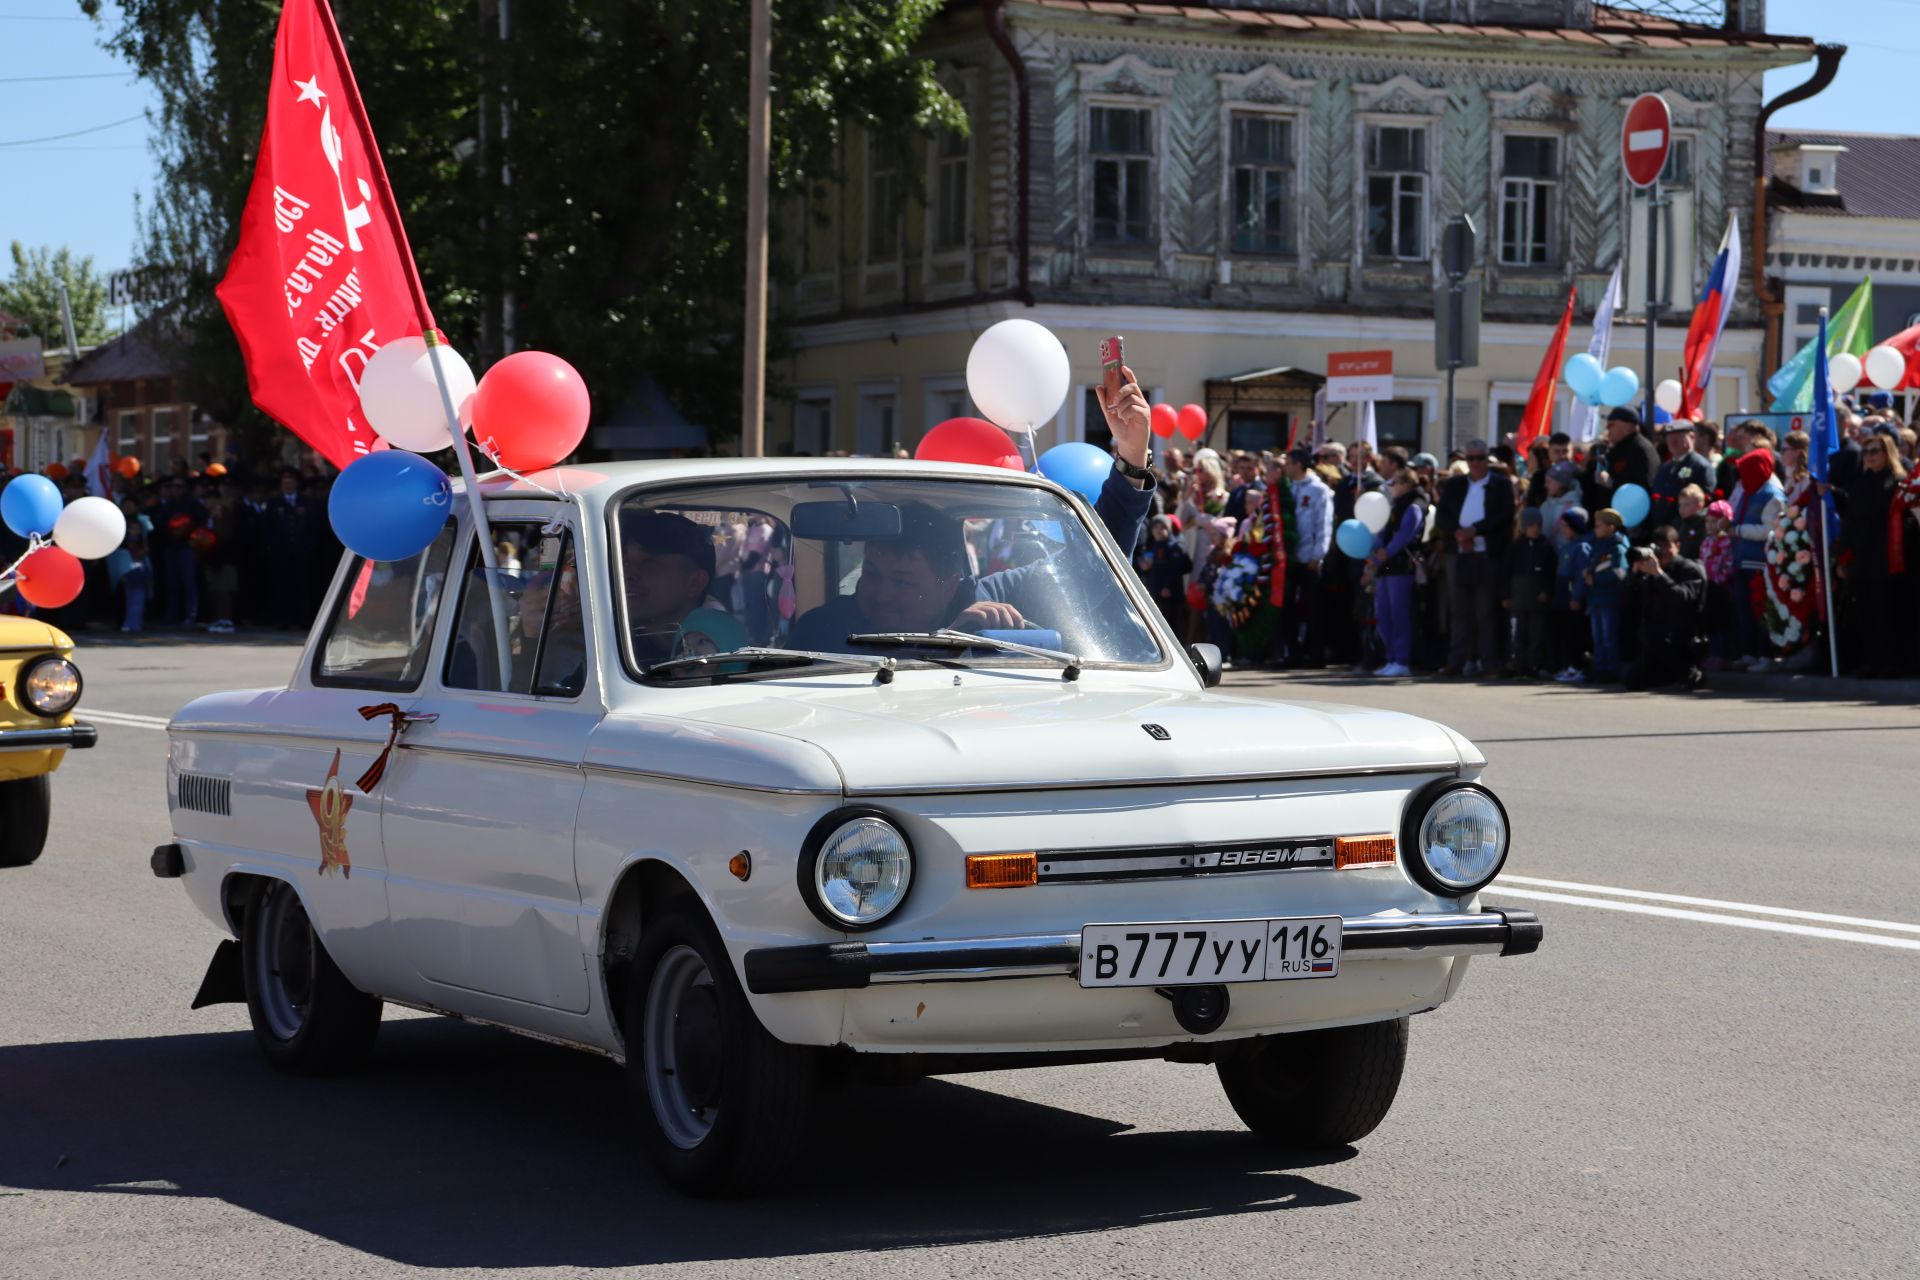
[1769,277,1873,411]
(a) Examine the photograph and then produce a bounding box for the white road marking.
[85,709,170,729]
[1498,874,1920,936]
[1489,887,1920,953]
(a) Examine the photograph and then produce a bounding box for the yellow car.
[0,617,95,866]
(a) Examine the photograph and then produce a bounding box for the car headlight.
[1402,781,1509,896]
[18,655,81,717]
[798,810,913,930]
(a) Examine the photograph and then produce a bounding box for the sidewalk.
[1243,663,1920,703]
[66,626,307,648]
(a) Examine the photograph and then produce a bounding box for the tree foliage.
[80,0,959,455]
[0,242,113,348]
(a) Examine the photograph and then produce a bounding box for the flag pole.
[315,0,510,675]
[1815,306,1841,679]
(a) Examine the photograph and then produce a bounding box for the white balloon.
[1829,352,1863,395]
[1866,345,1907,391]
[1654,379,1684,415]
[1354,489,1392,535]
[52,495,126,561]
[356,335,476,453]
[965,319,1070,433]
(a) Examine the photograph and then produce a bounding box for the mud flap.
[190,938,246,1009]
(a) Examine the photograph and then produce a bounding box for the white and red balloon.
[1865,345,1908,392]
[1829,352,1863,395]
[966,319,1071,434]
[356,335,476,453]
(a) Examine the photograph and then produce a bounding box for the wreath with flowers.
[1209,476,1293,631]
[1761,478,1822,654]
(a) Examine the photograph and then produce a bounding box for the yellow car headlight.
[19,655,82,717]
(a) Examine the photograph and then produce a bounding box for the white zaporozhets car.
[154,457,1541,1195]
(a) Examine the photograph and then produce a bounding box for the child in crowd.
[1539,462,1584,549]
[1551,507,1593,682]
[1503,507,1557,678]
[1194,515,1237,656]
[1675,483,1708,562]
[1578,507,1631,682]
[1135,513,1192,634]
[1700,498,1735,668]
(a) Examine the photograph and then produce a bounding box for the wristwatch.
[1112,452,1157,489]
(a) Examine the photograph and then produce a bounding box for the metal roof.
[60,321,178,386]
[1767,130,1920,221]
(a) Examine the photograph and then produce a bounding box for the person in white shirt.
[1283,447,1333,667]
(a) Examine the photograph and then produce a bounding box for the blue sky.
[0,0,1891,282]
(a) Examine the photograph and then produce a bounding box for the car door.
[378,503,596,1014]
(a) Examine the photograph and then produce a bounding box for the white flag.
[1567,265,1622,445]
[83,427,113,499]
[1356,399,1378,451]
[1310,383,1328,449]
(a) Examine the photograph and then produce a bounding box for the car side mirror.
[1188,643,1223,688]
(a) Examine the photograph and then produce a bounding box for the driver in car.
[620,511,743,665]
[789,372,1155,647]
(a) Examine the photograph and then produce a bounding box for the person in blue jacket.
[1576,507,1631,682]
[1551,507,1593,682]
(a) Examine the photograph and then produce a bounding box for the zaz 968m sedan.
[152,457,1541,1195]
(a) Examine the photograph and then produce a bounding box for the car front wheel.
[626,899,817,1196]
[239,878,382,1074]
[0,774,51,867]
[1217,1017,1408,1148]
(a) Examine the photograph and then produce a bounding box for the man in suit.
[1436,438,1516,677]
[1591,407,1662,542]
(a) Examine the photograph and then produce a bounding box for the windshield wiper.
[646,647,897,683]
[847,629,1082,681]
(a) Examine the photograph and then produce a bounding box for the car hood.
[660,681,1468,794]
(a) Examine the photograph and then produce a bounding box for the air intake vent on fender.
[176,773,232,816]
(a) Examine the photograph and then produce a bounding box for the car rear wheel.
[239,878,382,1074]
[626,898,817,1197]
[1217,1017,1408,1148]
[0,775,51,867]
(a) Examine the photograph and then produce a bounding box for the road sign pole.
[1644,179,1659,431]
[1446,277,1462,450]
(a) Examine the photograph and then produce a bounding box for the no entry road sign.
[1623,93,1671,189]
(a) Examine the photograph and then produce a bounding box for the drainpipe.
[1753,44,1845,379]
[983,0,1034,305]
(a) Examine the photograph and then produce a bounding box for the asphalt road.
[3,643,1916,1279]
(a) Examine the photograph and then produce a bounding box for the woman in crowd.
[1839,432,1905,678]
[1365,469,1430,678]
[1761,432,1822,670]
[1729,448,1783,672]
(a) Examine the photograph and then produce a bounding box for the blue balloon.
[1580,388,1606,408]
[1564,353,1604,398]
[1336,518,1376,560]
[1653,405,1673,426]
[1612,482,1651,528]
[1035,442,1111,503]
[328,450,452,562]
[1,474,63,539]
[1598,366,1641,408]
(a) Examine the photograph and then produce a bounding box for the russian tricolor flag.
[1680,214,1741,420]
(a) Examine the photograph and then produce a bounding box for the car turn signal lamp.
[966,852,1037,889]
[1335,834,1397,870]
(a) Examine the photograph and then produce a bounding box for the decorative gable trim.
[1076,53,1176,99]
[1613,90,1716,129]
[1352,74,1447,118]
[1488,82,1573,125]
[1216,63,1315,108]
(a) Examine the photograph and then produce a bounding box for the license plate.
[1078,917,1341,988]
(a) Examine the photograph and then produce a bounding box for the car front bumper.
[744,907,1543,995]
[0,721,97,752]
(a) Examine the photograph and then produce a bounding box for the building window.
[189,412,209,464]
[1229,113,1294,255]
[1090,105,1153,245]
[1499,134,1560,267]
[1374,401,1424,452]
[933,122,969,251]
[923,379,972,432]
[856,388,898,457]
[866,137,900,263]
[150,407,176,467]
[1497,401,1530,444]
[1365,125,1427,261]
[1226,411,1287,453]
[1661,137,1693,189]
[792,394,833,456]
[1081,388,1114,452]
[115,410,139,458]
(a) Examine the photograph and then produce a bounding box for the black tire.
[1217,1017,1409,1148]
[625,897,817,1197]
[239,878,382,1074]
[0,774,51,867]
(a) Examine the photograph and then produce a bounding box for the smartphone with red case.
[1099,336,1127,400]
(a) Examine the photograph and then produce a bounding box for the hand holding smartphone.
[1099,336,1130,402]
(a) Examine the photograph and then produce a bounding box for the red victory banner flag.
[1515,286,1576,455]
[216,0,436,469]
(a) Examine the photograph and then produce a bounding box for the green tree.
[0,243,113,348]
[81,0,959,457]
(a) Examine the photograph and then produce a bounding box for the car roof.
[463,456,1069,508]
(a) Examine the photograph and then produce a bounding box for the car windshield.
[612,475,1163,679]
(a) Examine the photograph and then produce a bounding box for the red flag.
[1515,287,1576,455]
[216,0,431,469]
[1871,322,1920,392]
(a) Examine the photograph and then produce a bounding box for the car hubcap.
[643,945,723,1150]
[254,884,315,1042]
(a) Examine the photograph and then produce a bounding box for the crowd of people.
[2,454,347,636]
[1132,396,1920,688]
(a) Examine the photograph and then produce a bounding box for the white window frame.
[863,133,902,267]
[1783,284,1828,363]
[1357,118,1434,265]
[1373,378,1441,456]
[188,411,210,464]
[791,386,836,457]
[1223,107,1301,259]
[920,375,972,441]
[1496,128,1564,269]
[150,406,176,468]
[115,409,139,458]
[855,378,902,457]
[1487,381,1547,445]
[1084,99,1161,249]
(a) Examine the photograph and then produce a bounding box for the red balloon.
[915,418,1022,470]
[1177,403,1209,440]
[16,546,84,609]
[1149,403,1179,438]
[470,351,592,472]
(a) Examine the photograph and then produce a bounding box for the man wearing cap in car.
[621,510,736,666]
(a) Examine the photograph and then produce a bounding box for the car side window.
[443,522,587,698]
[315,520,457,689]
